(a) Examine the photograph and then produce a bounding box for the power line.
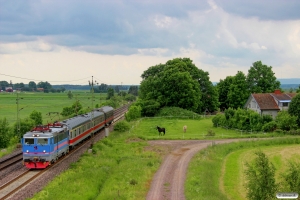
[0,73,91,83]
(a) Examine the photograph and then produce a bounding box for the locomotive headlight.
[43,150,46,153]
[26,150,29,152]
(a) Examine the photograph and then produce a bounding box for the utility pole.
[88,76,95,141]
[16,92,23,137]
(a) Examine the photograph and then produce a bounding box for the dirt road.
[146,139,246,200]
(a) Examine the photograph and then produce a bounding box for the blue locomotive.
[21,106,114,169]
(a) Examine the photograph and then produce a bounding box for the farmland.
[0,91,105,125]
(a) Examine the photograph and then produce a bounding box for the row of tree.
[137,58,292,116]
[0,80,66,93]
[217,61,282,110]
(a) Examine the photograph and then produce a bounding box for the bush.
[113,121,130,132]
[212,113,223,127]
[156,107,201,119]
[262,121,277,132]
[276,111,298,131]
[125,105,141,122]
[244,151,278,200]
[206,130,215,136]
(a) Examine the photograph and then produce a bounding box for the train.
[21,106,114,169]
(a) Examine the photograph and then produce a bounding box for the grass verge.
[185,137,300,200]
[31,120,161,200]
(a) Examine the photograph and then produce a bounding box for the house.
[36,88,44,92]
[244,89,297,118]
[5,87,13,92]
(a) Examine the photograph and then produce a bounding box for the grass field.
[221,145,300,200]
[0,91,106,125]
[129,117,286,140]
[185,138,300,200]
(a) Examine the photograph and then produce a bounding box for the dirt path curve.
[146,139,249,200]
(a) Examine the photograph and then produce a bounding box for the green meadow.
[0,91,105,125]
[129,117,286,140]
[185,138,300,200]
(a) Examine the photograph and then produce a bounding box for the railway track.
[0,104,129,200]
[0,152,22,171]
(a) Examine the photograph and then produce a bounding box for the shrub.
[212,113,223,127]
[156,107,201,119]
[113,121,130,132]
[276,111,298,131]
[125,105,141,122]
[262,121,277,132]
[244,151,278,200]
[206,130,215,136]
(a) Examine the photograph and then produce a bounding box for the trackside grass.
[185,137,300,200]
[31,120,162,200]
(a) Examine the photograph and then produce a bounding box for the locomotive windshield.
[37,138,48,145]
[25,138,34,145]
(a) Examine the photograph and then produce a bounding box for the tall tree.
[29,110,43,126]
[14,82,25,89]
[217,76,234,111]
[128,86,139,96]
[98,83,108,93]
[247,61,280,93]
[28,81,37,91]
[0,81,9,90]
[228,71,249,109]
[13,118,35,139]
[106,87,114,99]
[37,81,52,93]
[288,93,300,126]
[114,85,120,93]
[139,58,218,114]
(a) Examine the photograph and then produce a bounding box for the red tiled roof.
[270,93,293,101]
[252,94,280,110]
[286,93,297,98]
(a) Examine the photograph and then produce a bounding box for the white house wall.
[261,110,277,119]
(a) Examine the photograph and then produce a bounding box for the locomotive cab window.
[25,138,34,145]
[38,138,48,145]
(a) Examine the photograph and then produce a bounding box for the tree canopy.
[288,93,300,126]
[139,58,219,114]
[247,61,280,93]
[228,71,249,109]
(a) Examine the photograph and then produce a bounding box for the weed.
[129,179,138,185]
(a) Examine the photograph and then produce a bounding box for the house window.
[283,102,288,107]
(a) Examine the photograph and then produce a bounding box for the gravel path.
[146,139,251,200]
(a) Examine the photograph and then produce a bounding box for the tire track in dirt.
[146,139,250,200]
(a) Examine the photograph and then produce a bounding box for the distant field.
[0,91,106,125]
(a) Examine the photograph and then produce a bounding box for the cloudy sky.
[1,0,300,85]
